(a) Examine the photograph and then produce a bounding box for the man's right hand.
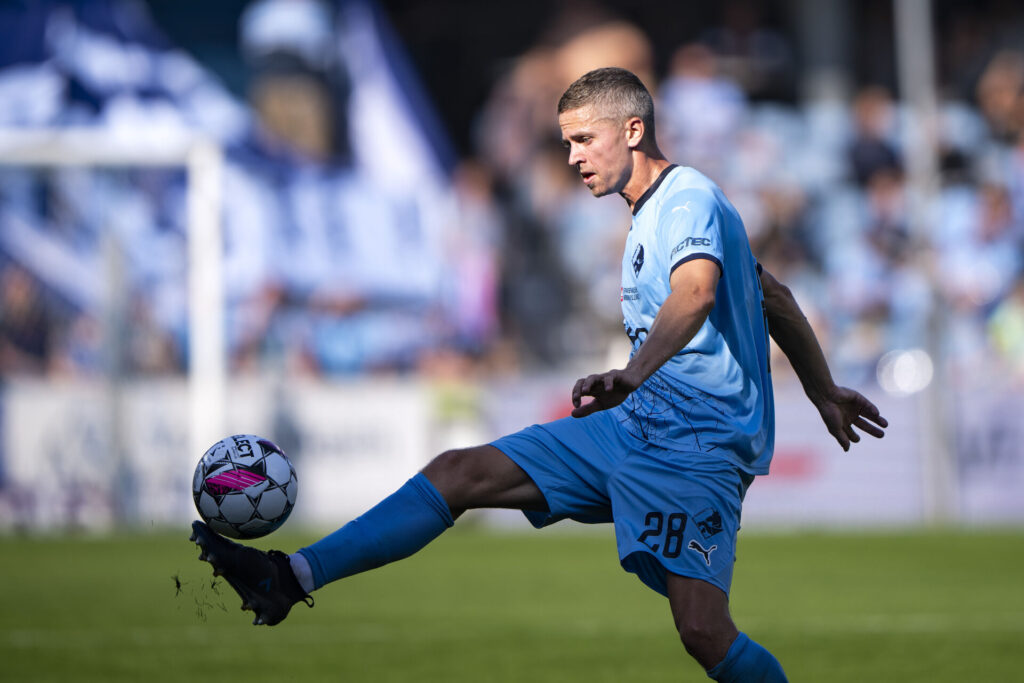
[571,369,643,418]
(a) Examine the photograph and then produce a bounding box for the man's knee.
[423,446,513,512]
[667,575,738,669]
[676,616,735,666]
[425,448,490,501]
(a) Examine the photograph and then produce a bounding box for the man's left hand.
[815,385,888,451]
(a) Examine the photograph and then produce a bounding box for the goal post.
[0,127,227,500]
[184,138,227,468]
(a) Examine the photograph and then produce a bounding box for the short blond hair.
[558,67,655,139]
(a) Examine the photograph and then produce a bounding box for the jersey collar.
[631,164,678,216]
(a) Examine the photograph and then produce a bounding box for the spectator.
[701,0,796,102]
[847,85,901,187]
[659,43,748,183]
[939,182,1020,314]
[989,275,1024,380]
[241,0,347,164]
[0,264,53,375]
[976,49,1024,144]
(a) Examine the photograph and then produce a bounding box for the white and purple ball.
[192,434,297,539]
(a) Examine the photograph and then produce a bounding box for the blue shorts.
[491,410,753,597]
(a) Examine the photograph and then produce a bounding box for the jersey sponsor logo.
[670,237,713,258]
[694,507,723,539]
[688,539,718,566]
[632,244,645,275]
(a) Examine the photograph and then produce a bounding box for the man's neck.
[619,154,672,211]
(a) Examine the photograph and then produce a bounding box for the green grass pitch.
[2,525,1023,681]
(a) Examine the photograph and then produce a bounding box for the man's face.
[559,105,633,197]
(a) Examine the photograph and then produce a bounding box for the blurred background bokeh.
[0,0,1022,531]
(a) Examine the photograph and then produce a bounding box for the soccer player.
[192,67,887,682]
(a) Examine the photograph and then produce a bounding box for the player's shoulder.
[655,168,720,221]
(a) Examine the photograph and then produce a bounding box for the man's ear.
[625,116,645,149]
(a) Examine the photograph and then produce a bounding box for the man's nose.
[567,145,582,166]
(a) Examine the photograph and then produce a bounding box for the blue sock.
[706,633,787,682]
[296,473,455,590]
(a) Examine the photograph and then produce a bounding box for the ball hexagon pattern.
[192,434,297,539]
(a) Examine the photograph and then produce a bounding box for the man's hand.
[814,386,888,451]
[571,369,643,418]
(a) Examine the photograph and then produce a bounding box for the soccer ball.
[192,434,298,539]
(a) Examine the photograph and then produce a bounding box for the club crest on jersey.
[632,244,645,275]
[694,508,723,539]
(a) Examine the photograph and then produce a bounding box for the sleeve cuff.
[670,252,723,275]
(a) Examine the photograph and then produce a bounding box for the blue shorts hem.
[620,549,731,598]
[489,436,559,529]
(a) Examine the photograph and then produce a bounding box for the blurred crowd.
[1,0,1023,391]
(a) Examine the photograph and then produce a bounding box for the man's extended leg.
[666,573,787,682]
[193,445,545,625]
[297,445,546,588]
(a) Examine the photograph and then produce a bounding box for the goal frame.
[0,127,227,479]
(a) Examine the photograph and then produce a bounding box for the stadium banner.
[952,386,1024,522]
[0,377,432,531]
[1,377,1022,531]
[740,384,925,527]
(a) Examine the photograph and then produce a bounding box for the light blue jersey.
[492,164,774,595]
[614,165,774,474]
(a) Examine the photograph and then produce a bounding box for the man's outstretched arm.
[759,266,888,450]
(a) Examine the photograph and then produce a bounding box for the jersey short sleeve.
[659,190,724,277]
